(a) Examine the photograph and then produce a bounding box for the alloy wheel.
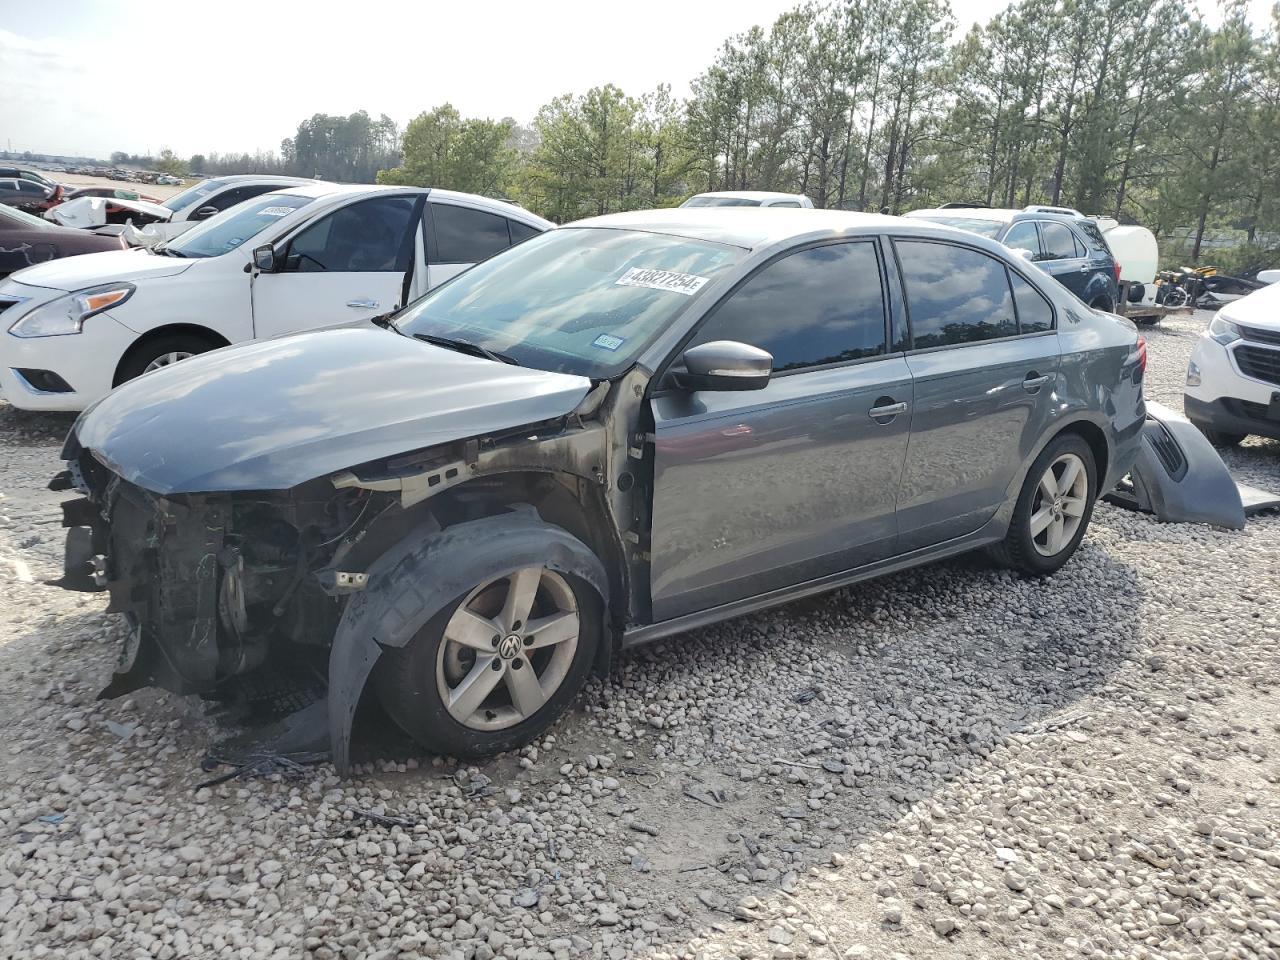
[1030,452,1089,557]
[142,351,195,373]
[436,567,580,731]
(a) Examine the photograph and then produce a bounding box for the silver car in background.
[55,209,1147,770]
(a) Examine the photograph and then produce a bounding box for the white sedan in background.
[1185,280,1280,446]
[0,183,552,410]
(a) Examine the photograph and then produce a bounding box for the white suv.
[0,183,552,410]
[1185,281,1280,445]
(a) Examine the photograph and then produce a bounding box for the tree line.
[130,0,1280,270]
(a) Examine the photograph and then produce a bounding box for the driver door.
[251,195,419,340]
[647,240,913,622]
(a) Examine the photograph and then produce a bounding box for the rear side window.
[285,195,416,272]
[896,240,1017,348]
[1039,222,1079,260]
[1010,272,1054,333]
[691,241,886,372]
[1002,222,1040,259]
[431,203,511,263]
[1078,221,1112,255]
[508,219,542,245]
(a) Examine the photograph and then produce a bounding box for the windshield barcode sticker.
[615,267,709,296]
[257,206,294,217]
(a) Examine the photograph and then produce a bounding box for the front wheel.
[989,433,1097,576]
[374,563,601,758]
[115,333,219,385]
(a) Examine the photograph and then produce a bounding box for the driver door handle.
[869,400,908,419]
[1023,373,1051,392]
[347,298,379,309]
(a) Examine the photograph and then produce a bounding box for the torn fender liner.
[328,507,609,774]
[1104,401,1246,529]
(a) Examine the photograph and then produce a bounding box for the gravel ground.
[1,309,1277,960]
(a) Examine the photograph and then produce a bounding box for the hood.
[71,326,593,494]
[1221,280,1280,330]
[47,196,172,230]
[12,247,194,291]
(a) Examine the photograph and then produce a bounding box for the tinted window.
[164,179,225,213]
[1072,234,1088,258]
[897,240,1017,348]
[509,219,541,245]
[1001,222,1040,259]
[17,180,44,194]
[431,203,510,263]
[1011,272,1054,332]
[1077,221,1112,254]
[691,242,886,372]
[1039,222,1078,260]
[286,196,416,272]
[769,201,802,208]
[207,184,275,213]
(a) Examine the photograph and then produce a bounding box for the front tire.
[1189,419,1246,447]
[114,333,219,385]
[374,563,601,758]
[989,433,1097,577]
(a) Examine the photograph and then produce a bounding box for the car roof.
[691,190,809,203]
[263,182,554,227]
[906,207,1089,228]
[202,174,316,186]
[568,207,909,249]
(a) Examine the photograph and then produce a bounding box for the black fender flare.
[328,506,610,774]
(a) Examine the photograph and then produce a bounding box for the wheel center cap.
[498,635,522,660]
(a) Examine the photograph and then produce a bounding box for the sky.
[1,0,1274,160]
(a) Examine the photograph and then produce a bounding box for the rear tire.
[1189,419,1246,447]
[115,333,219,385]
[988,433,1097,577]
[1089,296,1115,313]
[374,562,602,758]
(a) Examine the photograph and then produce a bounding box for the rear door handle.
[1023,373,1051,392]
[347,298,379,309]
[869,400,908,420]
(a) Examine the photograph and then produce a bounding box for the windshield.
[0,203,54,230]
[910,215,1005,238]
[394,227,743,377]
[162,179,222,213]
[682,196,763,208]
[163,193,313,258]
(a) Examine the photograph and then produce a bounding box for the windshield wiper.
[411,333,518,366]
[153,244,186,258]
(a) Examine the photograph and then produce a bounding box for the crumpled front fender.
[328,506,610,774]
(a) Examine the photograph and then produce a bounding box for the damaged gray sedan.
[52,209,1147,772]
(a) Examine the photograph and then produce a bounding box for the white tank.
[1093,218,1158,285]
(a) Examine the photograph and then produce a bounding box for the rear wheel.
[1190,419,1246,447]
[115,333,220,385]
[374,563,601,758]
[1089,296,1115,313]
[989,433,1097,576]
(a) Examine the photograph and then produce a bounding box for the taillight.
[1136,336,1147,377]
[1114,261,1123,284]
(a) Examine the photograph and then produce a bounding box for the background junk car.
[0,183,552,411]
[52,208,1148,772]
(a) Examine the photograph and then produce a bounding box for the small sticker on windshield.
[257,206,294,217]
[592,334,625,351]
[615,267,709,296]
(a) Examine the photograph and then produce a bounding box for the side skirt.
[621,518,1006,649]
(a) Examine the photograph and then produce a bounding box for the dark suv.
[906,205,1121,312]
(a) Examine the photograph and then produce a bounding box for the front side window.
[896,240,1017,348]
[395,227,742,378]
[690,242,886,372]
[285,196,417,273]
[1039,222,1079,260]
[164,193,315,259]
[431,203,511,264]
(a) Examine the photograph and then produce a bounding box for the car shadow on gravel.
[0,402,77,449]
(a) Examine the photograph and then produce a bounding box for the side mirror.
[252,244,277,272]
[1014,247,1034,260]
[192,204,219,220]
[675,340,772,392]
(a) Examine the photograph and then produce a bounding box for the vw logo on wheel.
[498,635,523,660]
